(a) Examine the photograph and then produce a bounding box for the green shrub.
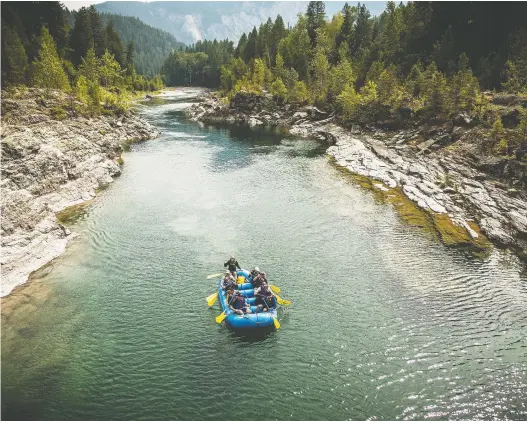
[50,105,67,120]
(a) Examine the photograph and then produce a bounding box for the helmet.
[254,266,260,272]
[225,270,230,274]
[261,272,266,277]
[231,256,235,259]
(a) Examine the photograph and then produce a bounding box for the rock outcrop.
[187,92,527,261]
[1,88,159,296]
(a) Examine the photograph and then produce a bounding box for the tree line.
[161,39,234,88]
[99,13,184,78]
[2,2,164,115]
[160,2,526,132]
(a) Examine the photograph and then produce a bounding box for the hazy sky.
[63,0,106,10]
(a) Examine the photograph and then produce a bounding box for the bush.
[50,105,67,120]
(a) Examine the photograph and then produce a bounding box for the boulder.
[452,113,473,127]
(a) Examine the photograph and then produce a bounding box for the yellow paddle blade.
[273,317,281,329]
[269,284,281,293]
[207,273,223,279]
[237,276,245,284]
[274,294,291,306]
[216,312,227,324]
[207,293,218,307]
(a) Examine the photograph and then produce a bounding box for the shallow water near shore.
[2,89,527,421]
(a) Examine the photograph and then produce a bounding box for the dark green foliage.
[1,26,28,86]
[99,13,184,77]
[89,6,107,57]
[126,42,135,76]
[161,39,234,88]
[203,1,525,128]
[69,7,93,66]
[1,0,164,110]
[105,23,126,67]
[306,1,326,45]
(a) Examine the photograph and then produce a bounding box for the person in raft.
[252,271,267,288]
[254,283,277,312]
[229,291,252,315]
[224,256,241,279]
[250,266,260,280]
[221,270,236,303]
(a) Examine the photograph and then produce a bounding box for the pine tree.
[502,60,524,93]
[290,80,309,104]
[1,26,28,86]
[274,53,285,79]
[235,33,248,58]
[31,26,70,91]
[311,48,330,102]
[421,63,449,115]
[271,15,287,62]
[352,3,372,57]
[337,84,361,119]
[306,1,326,45]
[328,59,355,100]
[339,3,355,47]
[78,47,99,83]
[451,53,481,113]
[126,41,135,76]
[405,61,424,97]
[75,75,89,104]
[105,22,126,67]
[87,80,101,116]
[244,27,258,62]
[252,58,266,88]
[69,7,93,66]
[89,6,107,56]
[99,50,122,87]
[377,65,404,109]
[270,77,287,99]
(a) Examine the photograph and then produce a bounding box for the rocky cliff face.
[187,92,527,262]
[1,88,159,296]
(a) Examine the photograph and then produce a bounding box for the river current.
[2,89,526,421]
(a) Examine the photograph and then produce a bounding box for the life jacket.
[253,274,265,287]
[262,295,276,308]
[226,259,238,272]
[222,277,235,289]
[231,295,245,309]
[258,287,272,297]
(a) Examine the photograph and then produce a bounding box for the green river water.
[2,89,526,421]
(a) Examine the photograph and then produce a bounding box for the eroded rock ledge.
[187,92,527,261]
[1,89,159,296]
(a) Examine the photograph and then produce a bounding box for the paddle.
[216,311,227,324]
[273,316,281,329]
[273,293,291,306]
[206,293,218,307]
[207,273,224,279]
[269,284,281,293]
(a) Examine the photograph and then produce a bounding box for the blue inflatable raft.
[218,269,278,329]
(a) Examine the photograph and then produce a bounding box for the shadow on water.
[198,122,327,172]
[225,326,277,343]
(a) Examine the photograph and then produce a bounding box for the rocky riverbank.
[1,88,159,297]
[187,92,527,262]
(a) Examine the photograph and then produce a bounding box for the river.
[2,89,526,421]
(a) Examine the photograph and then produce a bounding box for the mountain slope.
[99,13,184,77]
[95,1,388,45]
